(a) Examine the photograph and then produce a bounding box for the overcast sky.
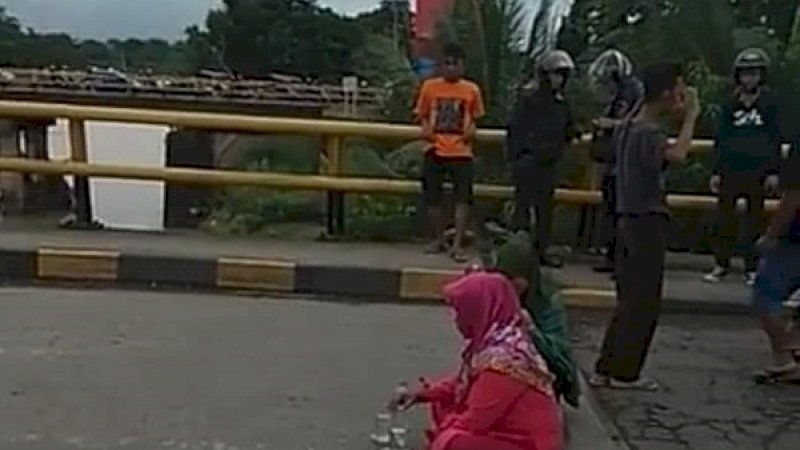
[1,0,385,40]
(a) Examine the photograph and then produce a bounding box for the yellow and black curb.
[0,245,620,308]
[0,246,773,314]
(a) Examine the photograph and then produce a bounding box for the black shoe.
[540,255,564,269]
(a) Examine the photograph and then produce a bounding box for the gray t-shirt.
[614,120,670,216]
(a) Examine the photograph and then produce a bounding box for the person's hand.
[421,123,435,142]
[387,383,417,412]
[755,235,778,255]
[709,174,722,194]
[764,174,780,194]
[593,117,617,129]
[683,86,700,120]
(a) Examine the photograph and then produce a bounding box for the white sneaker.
[703,266,729,283]
[744,272,757,286]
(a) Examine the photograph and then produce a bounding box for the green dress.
[490,230,581,407]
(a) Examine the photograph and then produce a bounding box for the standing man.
[591,63,699,389]
[506,49,577,268]
[752,149,800,378]
[704,48,782,285]
[588,49,644,273]
[415,42,485,262]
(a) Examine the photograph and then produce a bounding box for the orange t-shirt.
[414,77,485,158]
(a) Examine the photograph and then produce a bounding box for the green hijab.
[492,230,581,407]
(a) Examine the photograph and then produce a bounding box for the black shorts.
[421,151,474,205]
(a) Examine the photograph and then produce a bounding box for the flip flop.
[587,373,610,387]
[424,241,446,255]
[607,377,660,391]
[450,249,469,263]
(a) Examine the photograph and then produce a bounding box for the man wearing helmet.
[704,48,782,285]
[506,49,578,268]
[588,49,645,274]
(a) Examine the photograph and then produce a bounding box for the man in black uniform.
[704,48,782,285]
[506,49,578,268]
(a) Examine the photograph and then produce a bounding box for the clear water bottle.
[389,425,408,449]
[370,412,392,449]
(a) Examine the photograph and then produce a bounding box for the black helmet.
[733,48,770,72]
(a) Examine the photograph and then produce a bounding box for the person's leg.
[753,251,800,370]
[595,175,617,272]
[706,177,738,282]
[511,156,534,232]
[597,216,667,384]
[594,216,635,379]
[533,168,560,267]
[450,159,474,262]
[421,152,446,253]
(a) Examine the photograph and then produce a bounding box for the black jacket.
[712,88,782,176]
[506,88,576,166]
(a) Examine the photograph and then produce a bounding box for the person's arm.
[664,87,700,163]
[414,81,434,142]
[444,371,528,434]
[464,85,486,142]
[565,103,579,143]
[766,102,783,176]
[710,104,729,174]
[505,97,526,163]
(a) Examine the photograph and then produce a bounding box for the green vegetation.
[3,0,794,250]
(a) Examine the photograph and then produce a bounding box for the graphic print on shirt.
[732,108,765,127]
[433,97,466,134]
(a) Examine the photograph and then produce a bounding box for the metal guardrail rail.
[0,99,780,235]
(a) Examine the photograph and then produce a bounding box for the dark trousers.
[713,174,766,272]
[595,215,667,381]
[511,155,556,258]
[598,175,617,263]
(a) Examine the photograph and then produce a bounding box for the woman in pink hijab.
[390,272,564,450]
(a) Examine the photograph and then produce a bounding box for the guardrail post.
[68,118,93,226]
[323,135,345,235]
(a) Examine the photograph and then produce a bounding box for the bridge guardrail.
[0,99,781,234]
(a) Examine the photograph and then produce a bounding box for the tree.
[193,0,367,80]
[437,0,529,125]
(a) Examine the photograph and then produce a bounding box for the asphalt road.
[571,311,800,450]
[0,287,464,450]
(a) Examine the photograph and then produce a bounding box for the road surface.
[1,287,464,449]
[1,287,622,450]
[572,311,800,450]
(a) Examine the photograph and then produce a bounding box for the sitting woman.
[492,230,581,407]
[391,272,564,450]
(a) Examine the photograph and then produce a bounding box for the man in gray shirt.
[590,63,699,390]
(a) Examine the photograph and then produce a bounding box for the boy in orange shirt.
[414,43,485,262]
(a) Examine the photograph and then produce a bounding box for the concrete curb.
[0,245,766,313]
[566,374,631,450]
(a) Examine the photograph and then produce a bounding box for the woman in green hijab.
[490,230,581,407]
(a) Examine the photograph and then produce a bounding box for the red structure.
[411,0,454,76]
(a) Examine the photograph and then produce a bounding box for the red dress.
[418,371,564,450]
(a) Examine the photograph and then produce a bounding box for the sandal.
[607,377,661,391]
[588,373,610,387]
[425,241,446,255]
[761,361,799,375]
[450,248,469,263]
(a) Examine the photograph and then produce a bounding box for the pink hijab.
[443,272,555,398]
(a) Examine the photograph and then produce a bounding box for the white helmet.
[588,49,634,84]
